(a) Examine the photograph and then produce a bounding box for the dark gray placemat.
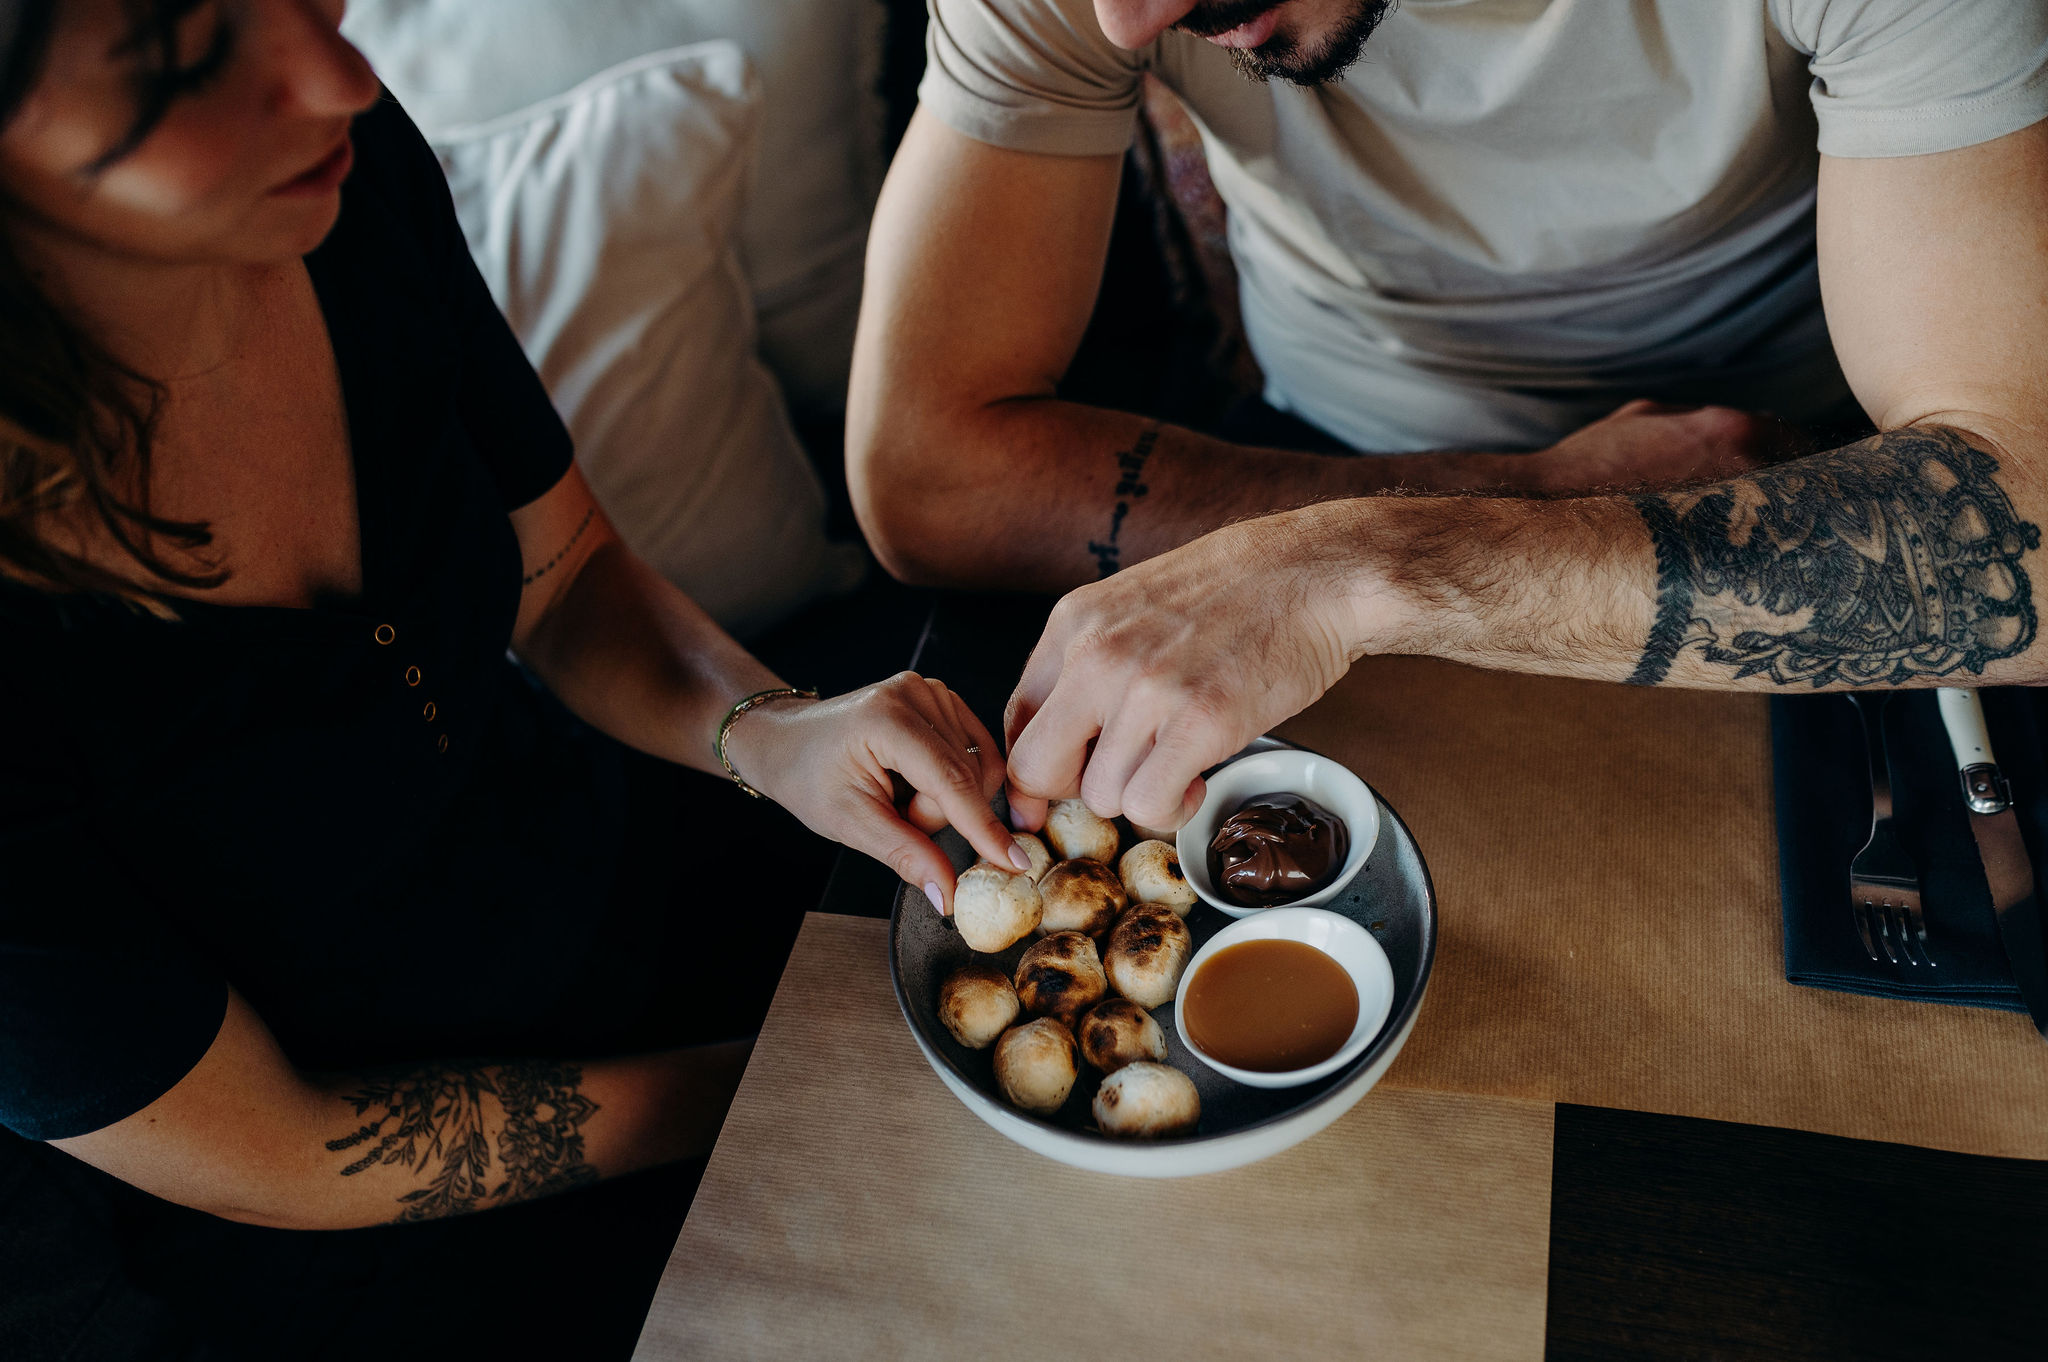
[1770,688,2046,1009]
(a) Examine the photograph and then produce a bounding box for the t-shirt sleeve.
[1773,0,2048,158]
[358,95,575,511]
[447,238,575,511]
[921,0,1147,156]
[0,679,227,1142]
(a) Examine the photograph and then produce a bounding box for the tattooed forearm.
[1087,423,1161,578]
[522,506,596,586]
[1628,426,2040,687]
[325,1060,599,1222]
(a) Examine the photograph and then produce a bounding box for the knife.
[1935,688,2048,1041]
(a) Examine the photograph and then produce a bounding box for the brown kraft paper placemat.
[1280,657,2048,1160]
[635,914,1553,1362]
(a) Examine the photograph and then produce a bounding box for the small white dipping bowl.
[1172,907,1397,1090]
[1178,748,1379,918]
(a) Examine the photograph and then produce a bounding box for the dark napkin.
[1771,688,2048,1010]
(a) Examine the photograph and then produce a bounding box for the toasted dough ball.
[1014,931,1108,1023]
[1045,798,1120,863]
[1118,840,1196,915]
[1012,832,1054,883]
[938,963,1022,1050]
[1128,820,1177,846]
[953,863,1043,953]
[1093,1061,1200,1138]
[1038,859,1128,937]
[995,1018,1078,1114]
[1076,998,1166,1073]
[1104,903,1193,1009]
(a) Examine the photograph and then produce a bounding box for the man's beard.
[1175,0,1392,87]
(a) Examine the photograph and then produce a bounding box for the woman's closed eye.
[92,0,242,172]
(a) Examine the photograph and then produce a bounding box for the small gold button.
[436,734,450,754]
[422,701,438,722]
[373,624,395,645]
[404,666,422,687]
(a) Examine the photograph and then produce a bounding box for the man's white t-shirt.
[920,0,2048,452]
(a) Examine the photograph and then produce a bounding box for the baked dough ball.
[1093,1061,1200,1138]
[1014,931,1108,1023]
[994,1018,1078,1115]
[1045,798,1120,863]
[1076,997,1166,1073]
[1128,820,1177,846]
[952,863,1043,953]
[1013,832,1054,883]
[1118,840,1196,915]
[1104,903,1193,1009]
[938,963,1021,1050]
[1038,859,1128,937]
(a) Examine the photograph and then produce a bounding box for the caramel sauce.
[1181,939,1359,1072]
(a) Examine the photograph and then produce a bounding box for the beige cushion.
[431,44,861,636]
[344,0,886,419]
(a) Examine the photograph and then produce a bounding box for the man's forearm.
[1338,423,2046,690]
[998,420,2039,831]
[856,396,1572,593]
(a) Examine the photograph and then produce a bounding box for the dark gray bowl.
[889,739,1437,1177]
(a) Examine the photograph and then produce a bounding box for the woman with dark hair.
[0,0,1022,1352]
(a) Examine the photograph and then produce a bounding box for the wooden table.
[636,594,2048,1362]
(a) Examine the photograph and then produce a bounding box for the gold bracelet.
[716,686,818,799]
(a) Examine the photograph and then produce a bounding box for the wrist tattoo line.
[326,1060,599,1222]
[1628,426,2040,688]
[1088,423,1161,579]
[522,506,595,587]
[1627,495,1692,687]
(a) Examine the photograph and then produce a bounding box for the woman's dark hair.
[0,0,238,609]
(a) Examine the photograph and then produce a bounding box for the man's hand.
[1003,507,1362,833]
[1517,399,1804,495]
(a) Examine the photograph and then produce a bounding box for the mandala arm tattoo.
[325,1060,599,1223]
[1628,426,2041,688]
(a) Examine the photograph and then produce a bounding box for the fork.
[1844,692,1934,967]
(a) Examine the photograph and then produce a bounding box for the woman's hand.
[721,673,1032,914]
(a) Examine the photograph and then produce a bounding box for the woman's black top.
[0,98,626,1140]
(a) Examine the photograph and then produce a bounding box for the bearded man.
[847,0,2048,835]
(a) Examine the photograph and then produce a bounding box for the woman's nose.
[270,0,382,119]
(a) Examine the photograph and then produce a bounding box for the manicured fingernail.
[1008,805,1029,830]
[924,882,946,915]
[1007,841,1033,871]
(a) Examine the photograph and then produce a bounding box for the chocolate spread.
[1207,793,1349,908]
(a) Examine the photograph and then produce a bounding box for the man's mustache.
[1173,0,1285,40]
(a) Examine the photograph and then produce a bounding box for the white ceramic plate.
[889,738,1436,1178]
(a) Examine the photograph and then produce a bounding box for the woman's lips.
[1205,6,1283,49]
[272,135,353,197]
